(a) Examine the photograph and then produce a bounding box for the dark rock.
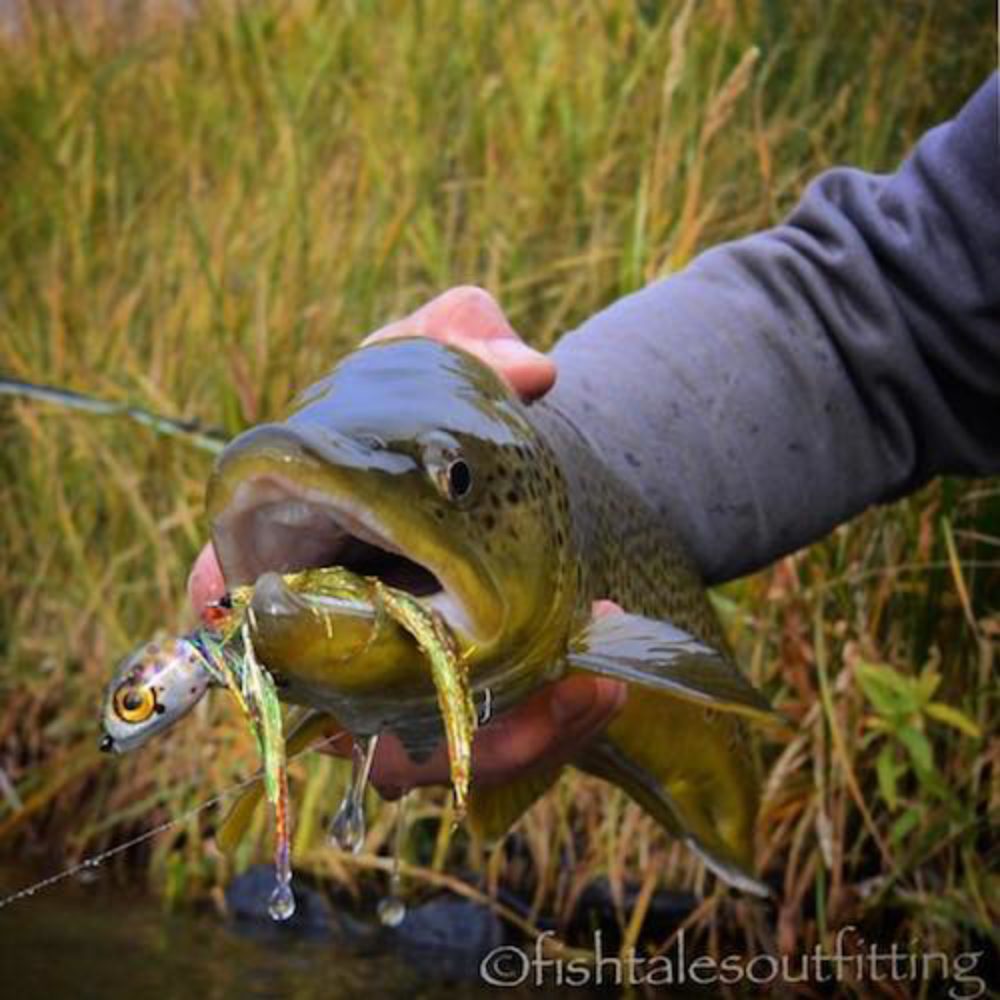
[224,868,506,979]
[384,896,506,980]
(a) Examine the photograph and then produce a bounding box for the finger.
[187,541,227,621]
[479,338,557,401]
[364,286,515,344]
[363,286,556,401]
[469,674,626,783]
[592,599,624,618]
[315,729,452,799]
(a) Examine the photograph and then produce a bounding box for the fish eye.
[447,459,473,501]
[113,684,157,724]
[422,434,475,504]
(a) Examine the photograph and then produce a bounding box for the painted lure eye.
[113,684,157,724]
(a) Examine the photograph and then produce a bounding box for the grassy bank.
[0,0,996,976]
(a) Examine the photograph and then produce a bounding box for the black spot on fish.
[506,490,520,504]
[624,451,641,469]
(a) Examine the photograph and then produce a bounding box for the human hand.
[187,286,625,796]
[337,599,627,798]
[362,284,556,400]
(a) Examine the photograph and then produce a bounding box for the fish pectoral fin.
[216,709,341,855]
[567,612,783,726]
[466,766,562,845]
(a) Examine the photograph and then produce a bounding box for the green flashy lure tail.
[374,583,477,817]
[0,376,227,454]
[239,619,291,889]
[195,617,288,828]
[191,615,293,913]
[239,621,287,809]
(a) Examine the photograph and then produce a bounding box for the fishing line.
[0,728,353,911]
[0,377,227,454]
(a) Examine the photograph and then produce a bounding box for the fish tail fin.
[574,688,770,897]
[466,766,562,845]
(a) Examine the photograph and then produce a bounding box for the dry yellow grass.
[0,0,996,974]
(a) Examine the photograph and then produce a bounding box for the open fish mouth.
[212,474,475,636]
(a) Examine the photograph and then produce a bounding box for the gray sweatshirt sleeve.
[548,75,1000,586]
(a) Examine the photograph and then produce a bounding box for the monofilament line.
[0,729,352,911]
[0,377,227,454]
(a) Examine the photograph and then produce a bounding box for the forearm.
[548,76,1000,585]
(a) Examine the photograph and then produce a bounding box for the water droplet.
[268,881,296,921]
[377,792,408,927]
[478,687,493,725]
[329,734,379,853]
[73,857,102,884]
[329,797,364,853]
[377,896,406,927]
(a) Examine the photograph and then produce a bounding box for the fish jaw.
[206,423,503,659]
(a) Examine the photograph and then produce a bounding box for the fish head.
[100,636,212,753]
[206,338,575,689]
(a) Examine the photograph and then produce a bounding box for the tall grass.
[0,0,996,976]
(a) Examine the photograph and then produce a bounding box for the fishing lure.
[100,589,297,917]
[100,567,476,920]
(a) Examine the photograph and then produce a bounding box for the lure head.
[100,636,212,754]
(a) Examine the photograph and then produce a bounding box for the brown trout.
[198,337,780,895]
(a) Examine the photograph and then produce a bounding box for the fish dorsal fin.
[217,710,340,855]
[567,612,782,726]
[466,766,562,845]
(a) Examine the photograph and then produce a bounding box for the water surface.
[0,865,547,999]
